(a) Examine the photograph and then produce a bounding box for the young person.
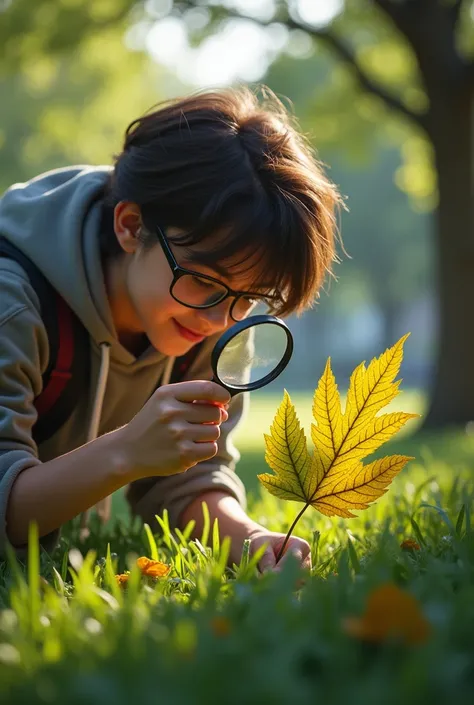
[0,87,340,570]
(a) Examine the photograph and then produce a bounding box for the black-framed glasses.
[155,225,280,322]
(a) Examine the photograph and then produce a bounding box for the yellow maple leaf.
[258,336,418,554]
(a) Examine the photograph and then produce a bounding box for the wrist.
[245,522,266,539]
[98,428,135,483]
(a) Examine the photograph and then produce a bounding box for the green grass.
[1,390,474,704]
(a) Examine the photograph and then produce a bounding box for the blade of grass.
[346,535,360,574]
[240,538,251,570]
[201,502,210,548]
[311,530,320,569]
[28,522,40,637]
[462,489,472,534]
[410,516,426,547]
[144,524,158,561]
[455,505,465,537]
[154,516,194,572]
[60,549,69,583]
[419,503,455,533]
[156,510,172,551]
[51,567,65,596]
[180,519,196,543]
[214,536,231,579]
[212,518,220,557]
[233,541,266,581]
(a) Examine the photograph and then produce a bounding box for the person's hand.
[114,381,230,479]
[248,527,312,573]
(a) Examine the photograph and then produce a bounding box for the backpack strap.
[34,294,89,445]
[0,236,90,445]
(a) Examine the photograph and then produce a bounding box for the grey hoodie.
[0,166,247,554]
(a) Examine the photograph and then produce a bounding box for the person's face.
[113,202,271,357]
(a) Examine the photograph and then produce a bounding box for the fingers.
[170,380,231,405]
[253,535,312,576]
[180,440,219,465]
[189,423,221,443]
[184,403,228,425]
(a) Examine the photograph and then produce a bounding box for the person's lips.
[172,319,207,343]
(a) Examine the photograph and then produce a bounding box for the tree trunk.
[423,90,474,428]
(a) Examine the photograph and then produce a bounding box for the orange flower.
[343,583,431,645]
[401,538,421,552]
[210,616,231,637]
[137,556,171,578]
[116,573,129,587]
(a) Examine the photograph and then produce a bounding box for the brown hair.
[104,86,341,317]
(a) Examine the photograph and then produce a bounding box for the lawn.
[1,389,474,704]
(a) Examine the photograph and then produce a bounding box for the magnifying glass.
[211,314,293,397]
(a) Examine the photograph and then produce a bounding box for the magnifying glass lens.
[216,322,289,388]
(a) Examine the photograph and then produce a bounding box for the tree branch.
[294,22,429,131]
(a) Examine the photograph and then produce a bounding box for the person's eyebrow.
[181,250,233,281]
[182,249,277,295]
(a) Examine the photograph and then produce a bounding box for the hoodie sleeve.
[0,261,59,556]
[126,337,249,530]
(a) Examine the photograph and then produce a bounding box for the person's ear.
[113,202,142,254]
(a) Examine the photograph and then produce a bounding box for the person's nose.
[198,299,232,332]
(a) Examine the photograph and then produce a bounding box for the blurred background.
[2,0,474,489]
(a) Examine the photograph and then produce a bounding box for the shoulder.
[0,258,42,325]
[0,257,48,376]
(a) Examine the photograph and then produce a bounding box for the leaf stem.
[276,503,310,564]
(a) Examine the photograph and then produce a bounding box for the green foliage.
[0,24,178,196]
[2,0,474,211]
[0,0,136,73]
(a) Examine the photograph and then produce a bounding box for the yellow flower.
[343,583,431,645]
[401,538,421,551]
[116,573,129,587]
[114,557,170,587]
[137,556,171,578]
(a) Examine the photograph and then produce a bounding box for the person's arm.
[5,431,129,547]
